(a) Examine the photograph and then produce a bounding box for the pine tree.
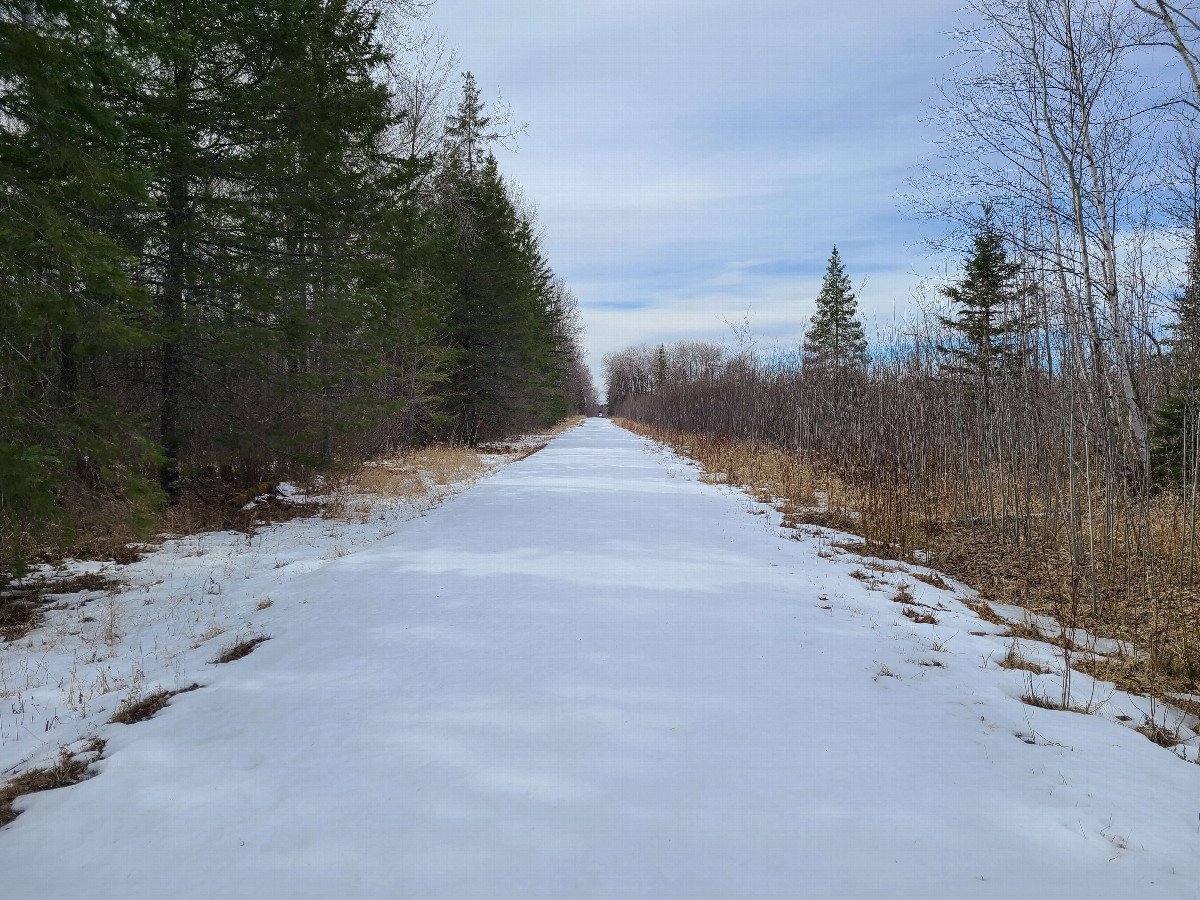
[803,247,868,368]
[443,72,491,178]
[1150,223,1200,484]
[0,0,157,567]
[435,72,570,441]
[120,0,401,490]
[937,217,1021,389]
[0,2,590,565]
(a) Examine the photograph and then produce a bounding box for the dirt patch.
[0,738,106,827]
[211,635,270,665]
[110,684,202,725]
[903,607,939,625]
[0,571,123,642]
[999,645,1052,675]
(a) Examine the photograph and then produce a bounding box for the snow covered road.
[3,418,1199,898]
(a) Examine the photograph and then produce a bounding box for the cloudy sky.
[420,0,964,385]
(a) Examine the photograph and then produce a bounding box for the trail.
[2,418,1197,898]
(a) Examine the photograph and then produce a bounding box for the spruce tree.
[1150,223,1200,484]
[938,217,1021,389]
[654,345,668,386]
[435,74,568,441]
[443,72,492,177]
[803,247,868,368]
[0,0,157,566]
[121,0,400,490]
[0,2,589,565]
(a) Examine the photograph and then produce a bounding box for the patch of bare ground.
[903,607,939,625]
[211,635,270,664]
[1019,689,1089,714]
[478,441,546,459]
[910,570,951,590]
[0,738,105,827]
[999,643,1052,675]
[0,571,123,642]
[110,684,201,725]
[960,598,1007,626]
[1138,717,1186,748]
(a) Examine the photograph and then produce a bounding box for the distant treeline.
[0,0,596,564]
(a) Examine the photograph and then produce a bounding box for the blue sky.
[420,0,964,383]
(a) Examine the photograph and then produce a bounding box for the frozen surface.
[1,418,1199,898]
[0,450,516,772]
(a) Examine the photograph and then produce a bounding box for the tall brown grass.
[613,350,1200,710]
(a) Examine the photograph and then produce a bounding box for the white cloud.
[420,0,964,386]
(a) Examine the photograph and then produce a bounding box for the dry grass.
[617,419,1200,703]
[353,444,489,498]
[1019,690,1061,709]
[1019,689,1087,714]
[910,570,951,590]
[833,539,907,563]
[1137,717,1185,748]
[0,571,123,642]
[0,602,41,643]
[903,607,939,625]
[210,635,269,665]
[110,684,201,725]
[0,738,105,827]
[960,598,1007,626]
[999,643,1052,675]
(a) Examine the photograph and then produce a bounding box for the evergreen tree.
[434,74,573,441]
[443,72,491,178]
[938,216,1021,388]
[0,4,593,564]
[1150,223,1200,484]
[0,0,157,567]
[803,247,868,368]
[120,0,401,491]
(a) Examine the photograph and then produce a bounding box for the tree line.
[606,1,1200,697]
[0,0,596,568]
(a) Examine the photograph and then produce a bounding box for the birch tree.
[930,0,1158,479]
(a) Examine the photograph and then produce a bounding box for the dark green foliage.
[433,74,581,443]
[654,345,668,386]
[1151,224,1200,484]
[0,5,593,565]
[803,247,868,369]
[0,0,159,570]
[938,216,1021,388]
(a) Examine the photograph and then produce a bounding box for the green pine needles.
[938,216,1022,388]
[0,5,595,569]
[803,247,868,368]
[1150,223,1200,485]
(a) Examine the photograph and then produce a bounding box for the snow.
[1,418,1199,897]
[0,449,516,775]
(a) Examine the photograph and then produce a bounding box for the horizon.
[421,0,964,390]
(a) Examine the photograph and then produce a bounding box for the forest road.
[1,417,1198,899]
